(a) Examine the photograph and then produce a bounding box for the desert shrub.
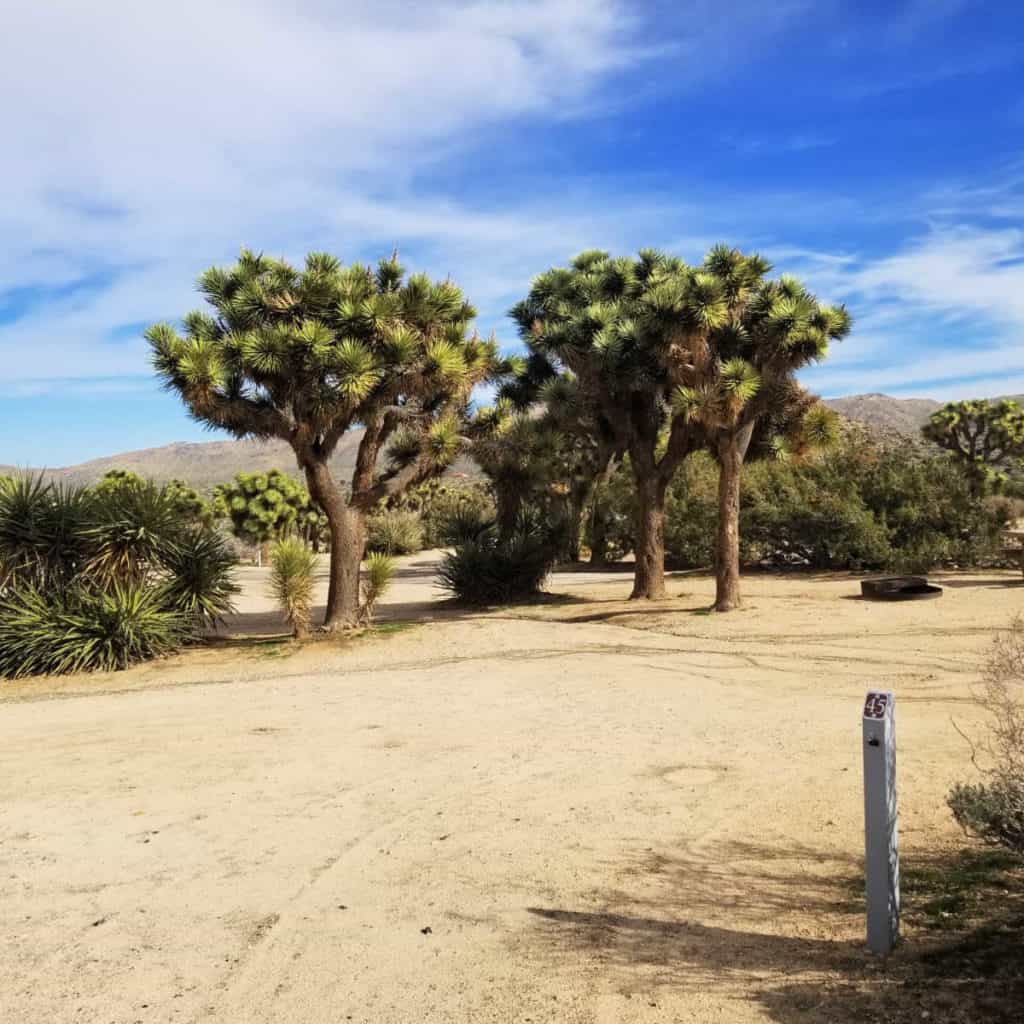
[389,480,495,549]
[359,551,395,624]
[663,454,719,568]
[0,583,188,677]
[741,457,892,569]
[857,437,1008,571]
[159,529,239,628]
[365,509,424,555]
[948,618,1024,854]
[594,426,1009,573]
[585,458,638,564]
[95,470,211,526]
[440,504,495,545]
[437,519,556,604]
[0,473,237,677]
[268,538,318,638]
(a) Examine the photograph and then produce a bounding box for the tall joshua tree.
[923,398,1024,497]
[510,250,714,600]
[149,249,503,628]
[664,247,851,610]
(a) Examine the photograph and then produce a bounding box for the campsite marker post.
[863,690,899,954]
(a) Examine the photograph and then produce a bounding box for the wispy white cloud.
[721,133,838,155]
[0,0,818,389]
[1,0,1021,414]
[797,215,1024,399]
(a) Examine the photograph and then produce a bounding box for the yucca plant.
[359,551,395,625]
[85,479,184,582]
[437,520,555,605]
[439,504,495,545]
[0,583,188,678]
[268,538,318,639]
[158,528,239,629]
[0,474,94,591]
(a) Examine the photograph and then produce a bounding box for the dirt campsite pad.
[1,556,1022,1023]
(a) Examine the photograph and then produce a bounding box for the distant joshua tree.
[923,399,1024,498]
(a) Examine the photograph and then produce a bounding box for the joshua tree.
[511,250,720,599]
[212,469,326,554]
[663,247,850,610]
[923,399,1024,497]
[149,249,503,628]
[512,247,848,605]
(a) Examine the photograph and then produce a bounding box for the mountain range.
[1,393,1016,490]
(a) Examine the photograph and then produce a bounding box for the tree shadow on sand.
[525,839,1024,1023]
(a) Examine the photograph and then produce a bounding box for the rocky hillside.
[2,431,478,491]
[823,393,942,434]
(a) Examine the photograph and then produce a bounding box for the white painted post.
[863,690,899,954]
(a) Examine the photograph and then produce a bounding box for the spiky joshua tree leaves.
[149,249,505,629]
[923,399,1024,497]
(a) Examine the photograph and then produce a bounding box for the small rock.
[420,926,432,935]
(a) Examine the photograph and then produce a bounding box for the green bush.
[365,509,424,556]
[439,504,495,545]
[948,780,1024,853]
[360,551,395,624]
[268,538,318,638]
[159,528,239,628]
[0,583,188,677]
[389,480,496,549]
[0,473,237,677]
[589,427,1010,573]
[437,522,556,604]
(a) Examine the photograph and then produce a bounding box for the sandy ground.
[1,556,1022,1023]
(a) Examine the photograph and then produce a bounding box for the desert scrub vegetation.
[365,508,425,556]
[949,618,1024,854]
[268,537,318,639]
[437,514,557,605]
[0,473,237,677]
[359,551,395,625]
[386,480,495,549]
[589,425,1010,573]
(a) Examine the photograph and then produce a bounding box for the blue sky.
[1,0,1023,466]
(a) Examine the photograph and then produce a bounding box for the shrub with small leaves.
[948,617,1024,854]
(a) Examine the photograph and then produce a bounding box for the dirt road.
[1,557,1019,1023]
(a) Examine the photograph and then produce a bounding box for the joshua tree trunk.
[587,459,617,566]
[714,423,755,613]
[563,479,592,563]
[631,473,667,600]
[304,457,364,629]
[496,486,522,544]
